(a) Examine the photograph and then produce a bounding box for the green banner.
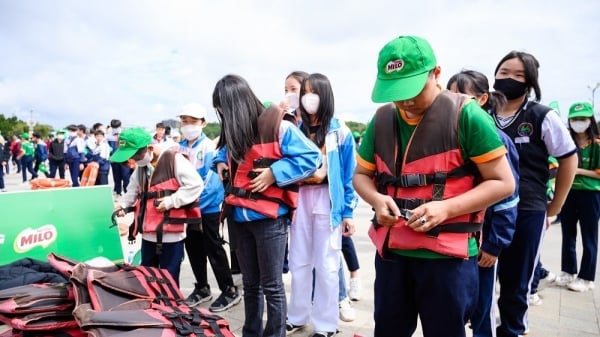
[0,186,124,265]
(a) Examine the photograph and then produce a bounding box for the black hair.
[67,124,77,132]
[494,51,542,102]
[32,132,41,139]
[446,69,506,112]
[298,73,335,148]
[94,129,105,137]
[92,122,103,131]
[156,122,165,129]
[213,74,265,163]
[77,124,86,132]
[285,71,309,92]
[110,119,122,128]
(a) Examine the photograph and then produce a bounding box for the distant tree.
[33,124,54,138]
[203,122,221,140]
[345,121,366,134]
[0,114,29,137]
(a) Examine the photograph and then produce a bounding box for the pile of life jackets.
[0,254,234,337]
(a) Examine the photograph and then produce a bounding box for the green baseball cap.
[20,132,30,139]
[371,36,437,103]
[109,127,152,163]
[568,102,594,118]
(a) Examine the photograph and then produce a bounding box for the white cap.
[178,103,207,119]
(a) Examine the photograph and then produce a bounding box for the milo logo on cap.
[118,140,127,147]
[574,104,584,111]
[386,59,404,73]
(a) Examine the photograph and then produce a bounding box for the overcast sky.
[1,0,599,130]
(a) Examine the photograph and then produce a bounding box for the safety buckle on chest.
[400,174,427,187]
[398,208,413,220]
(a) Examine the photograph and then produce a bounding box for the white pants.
[288,184,341,332]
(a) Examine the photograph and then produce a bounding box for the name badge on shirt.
[515,136,530,144]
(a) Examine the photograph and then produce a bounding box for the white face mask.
[135,151,153,167]
[69,132,77,137]
[570,120,591,133]
[301,93,320,115]
[181,125,203,141]
[285,92,300,110]
[57,134,64,140]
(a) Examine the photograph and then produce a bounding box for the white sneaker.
[528,293,542,306]
[348,277,362,301]
[339,297,356,322]
[555,272,576,286]
[538,270,557,290]
[567,278,595,292]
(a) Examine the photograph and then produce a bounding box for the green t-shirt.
[572,142,600,191]
[357,97,506,259]
[21,141,34,157]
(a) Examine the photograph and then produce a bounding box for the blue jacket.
[481,130,519,257]
[179,135,224,214]
[304,117,358,228]
[214,120,321,222]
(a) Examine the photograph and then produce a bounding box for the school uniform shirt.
[572,139,600,191]
[179,134,224,214]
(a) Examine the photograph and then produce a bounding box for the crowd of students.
[1,34,598,337]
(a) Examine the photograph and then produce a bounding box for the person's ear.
[432,66,442,80]
[477,92,489,107]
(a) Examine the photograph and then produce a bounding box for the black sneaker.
[286,321,305,335]
[184,284,212,307]
[209,286,241,312]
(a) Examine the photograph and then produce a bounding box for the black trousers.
[185,212,234,292]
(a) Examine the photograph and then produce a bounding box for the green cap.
[568,102,594,118]
[109,127,152,163]
[56,129,66,134]
[20,132,30,139]
[371,36,437,103]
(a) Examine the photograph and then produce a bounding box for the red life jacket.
[224,105,299,219]
[132,149,202,251]
[368,92,484,258]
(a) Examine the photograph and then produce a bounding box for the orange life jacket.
[132,149,201,252]
[368,92,483,258]
[224,105,299,219]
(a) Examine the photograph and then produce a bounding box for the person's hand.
[478,250,497,268]
[64,164,69,171]
[1,161,5,166]
[372,194,401,227]
[341,218,355,237]
[249,167,275,193]
[154,198,167,212]
[79,163,84,171]
[545,216,552,230]
[405,200,449,232]
[546,200,561,218]
[114,204,125,217]
[216,162,229,181]
[279,100,290,113]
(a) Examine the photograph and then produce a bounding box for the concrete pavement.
[1,167,599,336]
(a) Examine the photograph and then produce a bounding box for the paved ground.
[1,167,599,336]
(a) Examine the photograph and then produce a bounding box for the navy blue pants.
[140,239,185,286]
[20,156,36,182]
[470,263,497,337]
[66,159,80,187]
[342,235,360,272]
[111,162,132,194]
[497,210,545,337]
[560,190,600,281]
[373,252,478,337]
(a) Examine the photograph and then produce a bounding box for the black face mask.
[493,78,528,100]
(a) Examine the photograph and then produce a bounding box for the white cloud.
[0,0,599,129]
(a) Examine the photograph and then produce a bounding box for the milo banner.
[0,185,125,265]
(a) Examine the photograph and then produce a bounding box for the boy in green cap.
[352,35,515,337]
[17,132,37,183]
[112,127,204,285]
